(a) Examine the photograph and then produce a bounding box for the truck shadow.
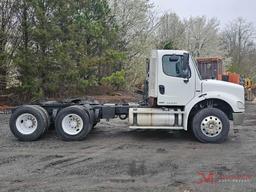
[121,129,196,143]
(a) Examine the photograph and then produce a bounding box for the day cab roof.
[152,49,189,57]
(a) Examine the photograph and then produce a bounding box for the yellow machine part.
[244,78,253,89]
[244,78,255,101]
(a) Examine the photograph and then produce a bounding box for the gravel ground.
[0,103,256,192]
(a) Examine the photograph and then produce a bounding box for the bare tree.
[184,16,221,57]
[221,18,256,74]
[156,12,185,49]
[108,0,156,86]
[156,15,222,57]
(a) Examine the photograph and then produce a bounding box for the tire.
[9,105,47,141]
[192,108,230,143]
[32,105,50,131]
[55,105,92,141]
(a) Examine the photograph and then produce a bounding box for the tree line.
[0,0,255,102]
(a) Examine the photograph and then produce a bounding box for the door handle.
[184,78,189,83]
[159,85,165,95]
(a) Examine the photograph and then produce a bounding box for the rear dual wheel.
[55,106,93,141]
[33,105,50,131]
[10,105,50,141]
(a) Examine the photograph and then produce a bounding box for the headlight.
[237,101,245,109]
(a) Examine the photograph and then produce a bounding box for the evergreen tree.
[14,0,124,101]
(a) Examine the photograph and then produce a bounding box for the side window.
[162,55,190,78]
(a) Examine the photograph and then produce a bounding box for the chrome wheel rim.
[200,116,223,137]
[62,114,83,135]
[16,113,38,135]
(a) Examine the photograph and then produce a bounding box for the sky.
[151,0,256,28]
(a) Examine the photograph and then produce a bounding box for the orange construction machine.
[196,57,255,100]
[196,57,224,80]
[196,57,241,84]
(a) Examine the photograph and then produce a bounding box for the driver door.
[157,54,196,106]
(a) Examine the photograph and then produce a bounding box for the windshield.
[191,56,202,80]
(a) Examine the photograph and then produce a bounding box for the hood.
[202,80,244,98]
[202,80,245,111]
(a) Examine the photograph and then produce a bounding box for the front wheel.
[192,108,230,143]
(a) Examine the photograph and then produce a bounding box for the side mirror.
[182,53,190,82]
[182,69,190,78]
[183,53,189,71]
[146,58,150,73]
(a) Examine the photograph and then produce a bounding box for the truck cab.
[148,50,200,106]
[129,50,245,143]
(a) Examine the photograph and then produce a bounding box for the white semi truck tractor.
[9,50,245,143]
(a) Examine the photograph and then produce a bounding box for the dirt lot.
[0,103,256,192]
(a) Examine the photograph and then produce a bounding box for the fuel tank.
[129,108,183,127]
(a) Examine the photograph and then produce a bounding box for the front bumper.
[233,113,245,125]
